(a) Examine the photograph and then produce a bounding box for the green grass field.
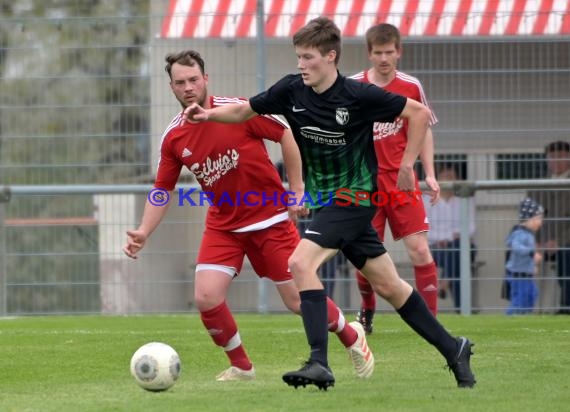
[1,313,568,412]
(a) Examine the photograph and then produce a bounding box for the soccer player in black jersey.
[183,16,476,390]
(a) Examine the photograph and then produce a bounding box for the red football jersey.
[155,96,290,232]
[351,70,437,172]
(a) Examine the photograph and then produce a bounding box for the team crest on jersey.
[335,108,349,125]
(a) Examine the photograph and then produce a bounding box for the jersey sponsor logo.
[182,148,192,157]
[292,105,306,112]
[189,149,239,187]
[335,107,349,125]
[299,126,346,146]
[373,118,404,140]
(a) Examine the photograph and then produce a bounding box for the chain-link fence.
[1,1,569,315]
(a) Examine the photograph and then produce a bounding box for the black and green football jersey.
[249,73,406,208]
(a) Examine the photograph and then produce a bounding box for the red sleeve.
[245,114,289,143]
[413,82,438,126]
[154,134,182,191]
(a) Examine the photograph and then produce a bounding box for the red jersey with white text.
[155,96,289,232]
[351,70,437,172]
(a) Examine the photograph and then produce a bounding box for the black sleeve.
[249,74,296,115]
[359,82,407,122]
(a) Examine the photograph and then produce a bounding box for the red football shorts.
[372,171,429,242]
[197,220,299,282]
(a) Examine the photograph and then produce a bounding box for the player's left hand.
[424,176,440,205]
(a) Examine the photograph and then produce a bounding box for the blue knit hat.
[519,197,544,220]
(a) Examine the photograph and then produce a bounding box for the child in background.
[505,198,544,315]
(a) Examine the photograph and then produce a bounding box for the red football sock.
[356,270,376,310]
[414,262,439,316]
[326,297,358,347]
[200,301,252,370]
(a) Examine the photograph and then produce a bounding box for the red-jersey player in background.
[123,50,374,381]
[351,23,441,332]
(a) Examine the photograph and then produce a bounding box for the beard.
[179,90,207,109]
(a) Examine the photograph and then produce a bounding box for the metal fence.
[1,179,569,316]
[1,2,569,315]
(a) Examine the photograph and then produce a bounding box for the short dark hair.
[293,16,341,65]
[164,50,205,79]
[365,23,401,53]
[545,140,570,154]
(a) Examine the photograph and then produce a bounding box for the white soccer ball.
[130,342,181,391]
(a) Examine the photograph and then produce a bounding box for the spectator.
[505,198,544,315]
[528,141,570,314]
[424,164,476,312]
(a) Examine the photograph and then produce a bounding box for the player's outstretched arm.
[397,99,431,192]
[122,196,172,259]
[183,101,257,124]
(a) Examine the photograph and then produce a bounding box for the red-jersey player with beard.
[123,50,374,382]
[351,23,441,332]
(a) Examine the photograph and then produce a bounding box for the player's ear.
[327,50,336,64]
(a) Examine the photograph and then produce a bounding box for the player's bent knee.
[406,242,431,261]
[288,255,315,278]
[194,291,225,311]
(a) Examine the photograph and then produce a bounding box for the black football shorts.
[302,204,387,269]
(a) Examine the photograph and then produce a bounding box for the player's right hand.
[122,229,148,259]
[182,103,208,124]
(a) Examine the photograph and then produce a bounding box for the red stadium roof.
[161,0,570,38]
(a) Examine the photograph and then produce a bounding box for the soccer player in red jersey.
[351,23,441,330]
[122,50,374,382]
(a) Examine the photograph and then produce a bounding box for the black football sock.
[299,289,329,368]
[397,290,458,363]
